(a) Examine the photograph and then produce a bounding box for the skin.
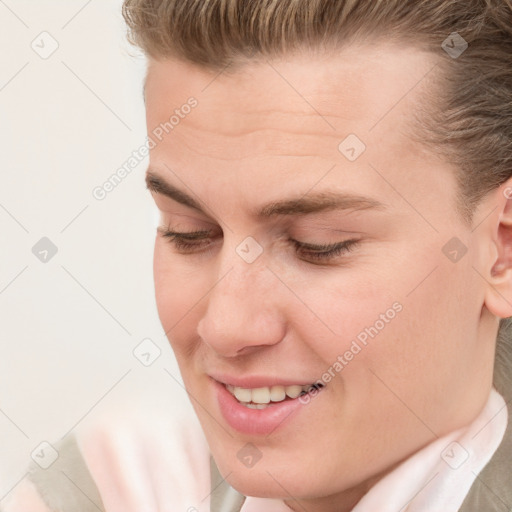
[144,42,512,512]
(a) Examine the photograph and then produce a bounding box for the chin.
[211,449,322,500]
[224,467,306,499]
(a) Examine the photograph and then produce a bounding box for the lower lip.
[214,380,319,436]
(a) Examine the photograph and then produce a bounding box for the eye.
[157,228,217,253]
[158,226,360,264]
[291,239,360,263]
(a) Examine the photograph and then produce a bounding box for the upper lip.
[209,373,320,389]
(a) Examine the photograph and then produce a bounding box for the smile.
[213,376,326,435]
[225,382,324,409]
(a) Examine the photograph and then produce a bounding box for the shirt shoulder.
[1,433,245,512]
[1,479,52,512]
[458,387,512,511]
[1,434,105,512]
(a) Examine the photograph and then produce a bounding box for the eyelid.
[156,223,222,240]
[291,239,350,251]
[158,228,355,248]
[292,238,360,262]
[158,226,361,265]
[157,227,213,239]
[157,227,218,255]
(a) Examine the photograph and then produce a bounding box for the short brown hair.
[123,0,512,226]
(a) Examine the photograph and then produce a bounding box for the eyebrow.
[145,171,387,218]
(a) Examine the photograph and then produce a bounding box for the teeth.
[245,403,268,409]
[252,387,270,404]
[234,387,252,402]
[269,385,286,402]
[226,383,323,405]
[285,385,303,399]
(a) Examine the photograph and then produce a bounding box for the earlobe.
[486,272,512,319]
[483,181,512,319]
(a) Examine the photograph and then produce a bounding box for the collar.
[240,388,508,512]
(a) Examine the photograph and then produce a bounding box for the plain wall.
[0,0,189,495]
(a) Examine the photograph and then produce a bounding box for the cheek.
[297,236,481,391]
[355,249,484,416]
[279,260,407,364]
[153,241,209,351]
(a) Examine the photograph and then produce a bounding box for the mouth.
[213,377,325,435]
[225,382,325,409]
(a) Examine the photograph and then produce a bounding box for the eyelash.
[291,239,359,262]
[158,228,360,263]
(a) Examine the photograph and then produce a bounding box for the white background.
[0,0,188,497]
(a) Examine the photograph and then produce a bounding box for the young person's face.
[144,43,501,509]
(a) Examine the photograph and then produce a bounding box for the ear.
[483,179,512,319]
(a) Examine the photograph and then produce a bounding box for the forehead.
[143,44,453,218]
[144,44,439,163]
[146,44,437,124]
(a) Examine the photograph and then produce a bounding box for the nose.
[196,254,286,358]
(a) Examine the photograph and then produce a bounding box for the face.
[144,43,497,510]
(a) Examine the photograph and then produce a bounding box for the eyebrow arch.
[146,171,203,212]
[145,170,387,218]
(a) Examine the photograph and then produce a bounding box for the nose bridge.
[197,244,285,355]
[210,253,271,325]
[215,235,272,303]
[224,248,266,295]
